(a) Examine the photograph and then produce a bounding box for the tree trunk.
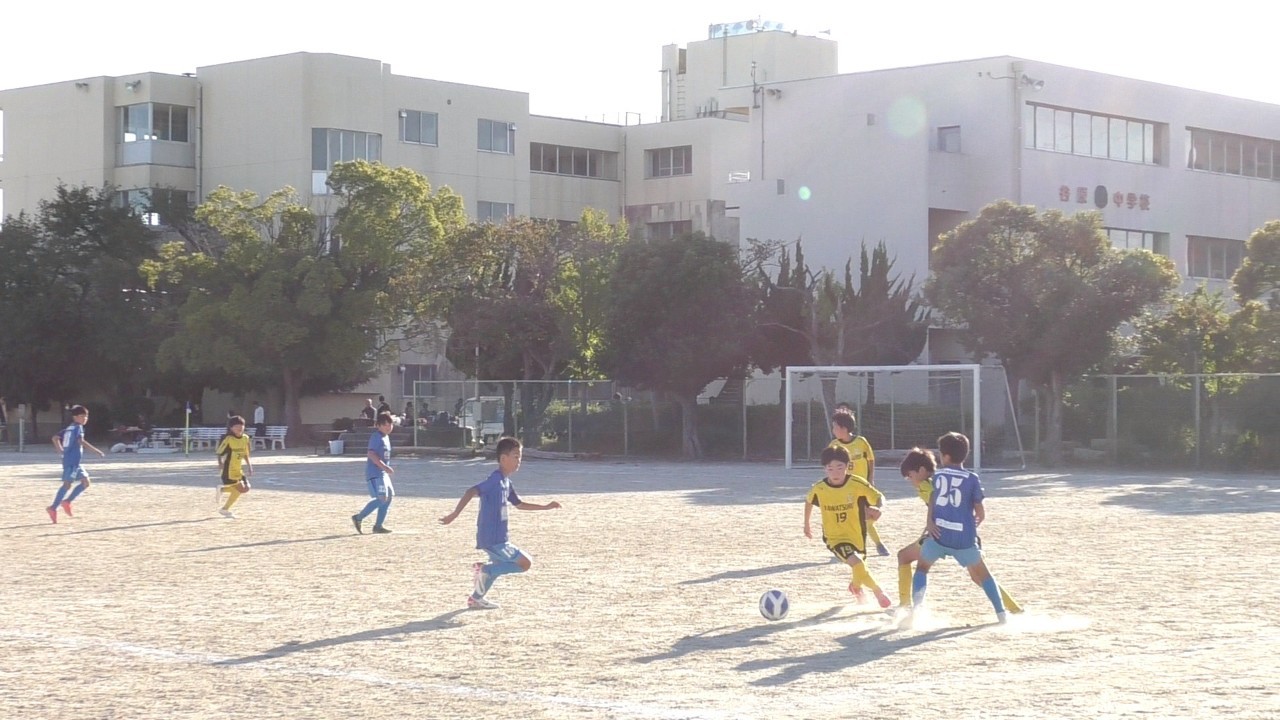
[282,366,305,448]
[1042,371,1065,466]
[676,393,703,458]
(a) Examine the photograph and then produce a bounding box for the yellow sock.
[898,564,913,607]
[850,561,883,595]
[867,521,883,548]
[222,486,241,510]
[1000,585,1022,613]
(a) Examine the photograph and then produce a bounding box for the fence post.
[888,372,896,450]
[741,379,748,460]
[622,396,629,457]
[18,418,25,452]
[1108,375,1118,464]
[1193,375,1202,468]
[567,379,574,455]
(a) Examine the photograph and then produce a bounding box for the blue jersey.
[473,469,522,549]
[929,465,985,549]
[366,431,391,479]
[59,423,84,468]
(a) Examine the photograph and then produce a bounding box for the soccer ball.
[759,589,789,621]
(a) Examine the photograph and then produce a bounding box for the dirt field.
[2,449,1278,719]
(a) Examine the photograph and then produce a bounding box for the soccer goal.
[784,364,1026,472]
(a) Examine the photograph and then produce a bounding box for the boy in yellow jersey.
[896,446,1022,614]
[827,410,889,556]
[215,416,253,518]
[804,445,892,609]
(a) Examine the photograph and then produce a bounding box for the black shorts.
[827,542,866,561]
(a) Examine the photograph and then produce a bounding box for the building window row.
[1187,128,1279,180]
[478,200,514,222]
[311,128,382,194]
[116,188,194,227]
[1025,103,1162,165]
[530,142,618,180]
[1187,235,1244,280]
[1105,227,1169,256]
[400,109,439,146]
[647,220,692,240]
[478,119,514,154]
[120,103,191,143]
[647,145,693,178]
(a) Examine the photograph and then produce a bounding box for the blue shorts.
[920,537,982,568]
[483,542,529,565]
[61,466,89,483]
[366,473,394,498]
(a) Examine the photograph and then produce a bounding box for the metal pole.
[17,417,25,452]
[622,396,629,457]
[1108,375,1118,464]
[784,369,793,469]
[567,380,574,455]
[184,402,191,457]
[972,366,982,471]
[1194,375,1202,468]
[741,377,748,460]
[889,372,896,450]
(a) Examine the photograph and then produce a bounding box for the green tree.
[1133,286,1240,374]
[602,233,755,457]
[0,185,157,436]
[1230,220,1280,372]
[142,162,464,445]
[926,201,1179,464]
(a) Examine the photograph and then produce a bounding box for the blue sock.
[51,484,71,509]
[480,560,524,594]
[356,498,380,521]
[374,497,391,527]
[981,577,1006,614]
[66,483,87,503]
[911,569,928,607]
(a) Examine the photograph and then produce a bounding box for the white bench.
[263,425,287,450]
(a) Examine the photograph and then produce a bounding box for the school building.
[1,20,1278,422]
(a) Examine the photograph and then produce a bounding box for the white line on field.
[0,629,724,720]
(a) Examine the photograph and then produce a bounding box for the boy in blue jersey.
[351,412,395,535]
[48,405,105,523]
[911,431,1010,625]
[438,436,561,610]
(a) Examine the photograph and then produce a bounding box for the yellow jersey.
[913,477,934,505]
[217,433,252,483]
[807,475,884,552]
[827,436,874,481]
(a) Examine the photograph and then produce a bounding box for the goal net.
[784,364,1025,472]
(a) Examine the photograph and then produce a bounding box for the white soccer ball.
[759,589,789,621]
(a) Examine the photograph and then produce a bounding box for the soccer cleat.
[60,500,74,517]
[467,595,499,610]
[46,506,58,524]
[351,514,363,535]
[371,525,391,534]
[218,508,236,519]
[876,544,890,557]
[874,590,892,609]
[848,583,865,603]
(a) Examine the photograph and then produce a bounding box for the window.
[311,128,382,194]
[529,142,619,180]
[400,364,437,398]
[478,201,514,222]
[937,125,961,153]
[478,119,514,154]
[116,188,194,227]
[1187,236,1244,279]
[646,220,692,240]
[646,145,693,178]
[1186,128,1279,180]
[1105,227,1169,256]
[1026,103,1162,165]
[399,110,438,146]
[120,103,191,143]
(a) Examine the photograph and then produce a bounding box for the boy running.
[439,437,561,610]
[351,412,395,534]
[828,410,888,555]
[215,415,253,518]
[48,405,105,523]
[910,432,1013,625]
[805,445,892,609]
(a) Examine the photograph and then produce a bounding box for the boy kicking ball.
[439,437,561,610]
[804,445,892,609]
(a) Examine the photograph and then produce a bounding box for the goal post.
[784,364,1025,472]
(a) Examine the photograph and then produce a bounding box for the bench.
[263,425,287,450]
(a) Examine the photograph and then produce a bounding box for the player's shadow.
[737,623,982,686]
[683,484,813,506]
[215,609,469,666]
[1100,478,1280,516]
[678,561,828,586]
[179,534,350,553]
[634,606,845,663]
[40,518,217,536]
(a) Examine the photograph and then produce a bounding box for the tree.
[1230,220,1280,372]
[602,233,755,457]
[1133,286,1240,375]
[926,201,1179,464]
[142,162,465,445]
[0,185,158,435]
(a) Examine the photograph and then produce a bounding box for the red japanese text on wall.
[1058,184,1150,211]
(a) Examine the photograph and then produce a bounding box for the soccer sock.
[911,569,928,607]
[867,521,883,548]
[355,498,380,521]
[898,564,914,606]
[981,577,1006,614]
[481,560,524,593]
[222,486,241,510]
[51,484,71,509]
[374,497,391,526]
[850,562,882,594]
[999,585,1022,613]
[66,482,88,503]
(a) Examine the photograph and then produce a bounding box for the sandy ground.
[1,448,1278,719]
